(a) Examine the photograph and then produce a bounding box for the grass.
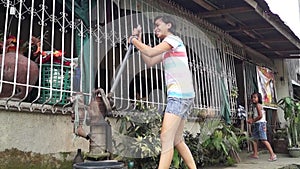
[0,148,73,169]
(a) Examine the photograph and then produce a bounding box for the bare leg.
[174,120,196,169]
[250,140,259,158]
[261,140,276,158]
[158,149,174,169]
[158,113,181,169]
[175,141,197,169]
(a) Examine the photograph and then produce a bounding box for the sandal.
[268,155,277,162]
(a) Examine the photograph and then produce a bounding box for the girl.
[128,15,197,169]
[247,92,277,161]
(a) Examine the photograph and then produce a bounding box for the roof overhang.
[172,0,300,60]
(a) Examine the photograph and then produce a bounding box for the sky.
[265,0,300,39]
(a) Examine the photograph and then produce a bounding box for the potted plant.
[272,128,288,154]
[277,97,300,157]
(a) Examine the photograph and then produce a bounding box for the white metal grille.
[0,0,238,116]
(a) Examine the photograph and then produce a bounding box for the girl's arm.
[253,104,263,122]
[131,38,172,67]
[247,104,263,124]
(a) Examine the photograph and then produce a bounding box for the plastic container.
[39,64,71,105]
[73,161,124,169]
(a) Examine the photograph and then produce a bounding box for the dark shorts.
[164,97,194,119]
[252,122,267,141]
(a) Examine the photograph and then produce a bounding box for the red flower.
[7,35,17,44]
[53,50,64,57]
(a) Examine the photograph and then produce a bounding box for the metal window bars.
[0,0,238,117]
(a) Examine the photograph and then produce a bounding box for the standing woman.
[128,15,197,169]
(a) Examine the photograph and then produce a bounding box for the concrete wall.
[274,59,290,127]
[0,110,89,155]
[0,110,201,155]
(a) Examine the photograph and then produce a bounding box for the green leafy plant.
[230,86,239,99]
[113,110,244,168]
[277,97,300,148]
[171,149,182,169]
[0,32,3,42]
[114,110,162,169]
[200,121,243,166]
[172,120,245,168]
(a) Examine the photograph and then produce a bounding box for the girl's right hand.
[247,118,253,124]
[128,35,138,44]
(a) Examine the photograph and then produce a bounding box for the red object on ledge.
[0,52,39,99]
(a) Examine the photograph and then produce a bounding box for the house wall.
[0,0,233,156]
[0,110,89,155]
[274,59,290,127]
[0,109,201,155]
[1,0,295,156]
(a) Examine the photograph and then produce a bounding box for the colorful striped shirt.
[162,35,195,98]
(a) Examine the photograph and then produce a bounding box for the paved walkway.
[204,151,300,169]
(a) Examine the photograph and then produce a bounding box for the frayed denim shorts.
[164,97,194,119]
[252,122,267,141]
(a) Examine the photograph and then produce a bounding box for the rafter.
[243,38,290,44]
[259,49,300,53]
[199,7,253,18]
[192,0,215,10]
[226,25,274,32]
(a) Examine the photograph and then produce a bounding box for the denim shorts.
[164,97,194,119]
[251,122,267,141]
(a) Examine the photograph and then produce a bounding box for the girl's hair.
[251,92,263,104]
[154,15,176,34]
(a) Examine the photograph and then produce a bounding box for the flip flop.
[268,155,277,162]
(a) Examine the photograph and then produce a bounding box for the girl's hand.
[128,25,142,44]
[247,119,253,124]
[128,35,139,44]
[133,25,142,36]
